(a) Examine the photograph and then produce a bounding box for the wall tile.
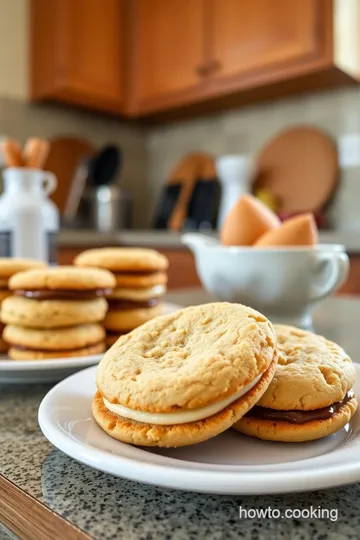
[0,98,148,227]
[146,87,360,229]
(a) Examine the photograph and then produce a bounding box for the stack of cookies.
[1,266,116,360]
[0,258,47,353]
[74,248,168,347]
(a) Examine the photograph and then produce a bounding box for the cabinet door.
[130,0,206,110]
[211,0,320,79]
[31,0,125,112]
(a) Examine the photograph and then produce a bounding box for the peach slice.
[220,194,280,246]
[254,213,318,247]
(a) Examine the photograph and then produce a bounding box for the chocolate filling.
[113,270,163,276]
[107,298,159,310]
[15,288,112,300]
[106,330,129,336]
[11,340,104,353]
[245,390,355,424]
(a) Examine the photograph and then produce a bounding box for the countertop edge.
[58,229,360,253]
[0,474,90,540]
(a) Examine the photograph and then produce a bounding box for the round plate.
[38,364,360,495]
[0,353,103,384]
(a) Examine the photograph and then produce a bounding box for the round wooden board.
[253,126,338,213]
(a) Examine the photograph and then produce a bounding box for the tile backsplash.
[146,86,360,230]
[2,87,360,230]
[0,98,148,228]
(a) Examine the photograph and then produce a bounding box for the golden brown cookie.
[106,334,119,348]
[0,321,7,353]
[235,397,358,442]
[9,341,105,360]
[74,247,168,272]
[234,325,357,442]
[1,296,108,328]
[0,258,47,279]
[3,323,105,351]
[94,302,277,447]
[9,265,116,292]
[107,285,166,301]
[106,331,129,348]
[0,290,11,304]
[93,355,277,447]
[0,337,8,353]
[103,304,163,332]
[113,272,167,289]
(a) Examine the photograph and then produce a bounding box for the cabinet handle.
[206,59,221,74]
[195,60,222,78]
[195,63,210,77]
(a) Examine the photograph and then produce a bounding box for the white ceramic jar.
[0,168,59,263]
[216,155,252,229]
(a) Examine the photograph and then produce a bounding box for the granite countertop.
[1,290,360,539]
[59,228,360,253]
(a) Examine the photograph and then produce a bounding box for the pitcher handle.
[309,251,349,302]
[43,171,57,196]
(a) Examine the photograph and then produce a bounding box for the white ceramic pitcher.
[0,168,59,262]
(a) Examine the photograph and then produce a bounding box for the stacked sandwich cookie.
[0,258,47,353]
[234,324,358,442]
[74,248,168,347]
[92,302,278,447]
[1,266,116,360]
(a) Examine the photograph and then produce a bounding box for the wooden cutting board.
[44,136,96,214]
[253,126,339,214]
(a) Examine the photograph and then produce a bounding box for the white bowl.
[182,233,349,328]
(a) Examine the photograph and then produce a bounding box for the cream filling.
[103,372,263,425]
[107,284,166,300]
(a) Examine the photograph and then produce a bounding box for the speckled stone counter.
[1,291,360,539]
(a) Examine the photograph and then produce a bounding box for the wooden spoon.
[1,138,23,167]
[23,138,50,169]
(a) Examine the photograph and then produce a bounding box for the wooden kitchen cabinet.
[130,0,360,117]
[210,0,319,80]
[128,0,206,114]
[30,0,360,118]
[30,0,126,113]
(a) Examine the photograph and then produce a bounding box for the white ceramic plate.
[0,303,181,385]
[38,363,360,495]
[0,353,104,384]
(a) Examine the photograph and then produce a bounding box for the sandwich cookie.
[1,296,109,328]
[234,325,357,442]
[0,258,47,352]
[2,266,115,328]
[1,266,115,360]
[3,323,105,360]
[74,248,168,344]
[93,302,277,447]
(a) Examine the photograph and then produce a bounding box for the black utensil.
[88,145,122,186]
[153,184,182,229]
[188,179,220,230]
